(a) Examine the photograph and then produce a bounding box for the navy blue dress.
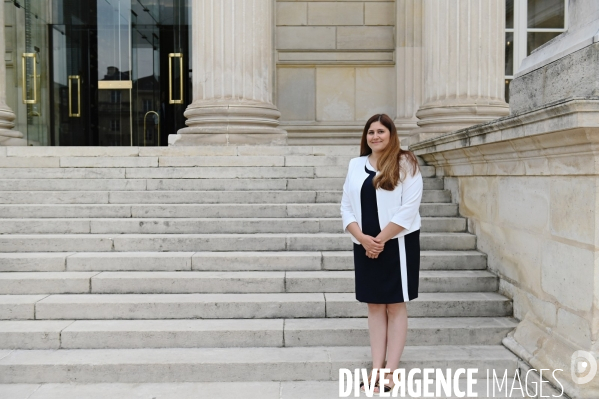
[353,162,420,304]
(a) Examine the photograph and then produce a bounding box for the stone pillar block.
[172,0,286,146]
[412,0,509,144]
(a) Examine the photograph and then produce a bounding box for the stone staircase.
[0,145,520,398]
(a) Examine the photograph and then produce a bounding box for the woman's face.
[367,121,390,153]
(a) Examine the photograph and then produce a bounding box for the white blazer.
[340,155,423,244]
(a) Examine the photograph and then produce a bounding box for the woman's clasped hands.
[359,234,384,259]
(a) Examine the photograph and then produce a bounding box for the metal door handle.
[143,111,160,146]
[68,75,81,117]
[22,53,37,104]
[168,53,183,104]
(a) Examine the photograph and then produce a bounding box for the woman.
[340,113,423,394]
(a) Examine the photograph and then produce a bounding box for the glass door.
[50,0,132,146]
[130,0,190,146]
[46,0,191,146]
[51,24,93,145]
[6,0,50,145]
[131,5,160,146]
[161,0,190,141]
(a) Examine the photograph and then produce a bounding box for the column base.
[0,129,26,146]
[173,100,287,146]
[0,105,24,146]
[411,101,509,145]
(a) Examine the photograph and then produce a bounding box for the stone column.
[395,0,424,142]
[170,0,287,146]
[412,0,509,143]
[0,1,24,146]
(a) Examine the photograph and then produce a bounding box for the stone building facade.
[0,0,568,147]
[1,1,598,398]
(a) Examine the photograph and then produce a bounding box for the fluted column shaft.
[413,0,509,143]
[0,1,24,146]
[172,0,286,146]
[395,0,424,140]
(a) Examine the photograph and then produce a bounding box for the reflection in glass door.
[97,0,133,146]
[51,25,93,145]
[131,8,160,146]
[130,0,190,146]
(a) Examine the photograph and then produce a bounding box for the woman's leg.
[368,303,388,367]
[384,302,408,381]
[364,303,388,392]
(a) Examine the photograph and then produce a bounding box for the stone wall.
[412,97,599,398]
[275,0,397,144]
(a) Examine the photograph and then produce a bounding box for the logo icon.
[571,350,597,385]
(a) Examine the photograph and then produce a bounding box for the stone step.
[325,292,512,318]
[0,270,498,295]
[0,217,466,234]
[0,165,436,179]
[0,317,518,349]
[0,250,488,272]
[0,155,342,168]
[7,292,512,320]
[4,145,361,158]
[0,154,433,171]
[0,295,47,320]
[0,272,98,294]
[0,190,453,204]
[0,379,533,399]
[0,177,445,191]
[0,345,517,384]
[0,233,477,252]
[321,250,487,271]
[0,203,458,218]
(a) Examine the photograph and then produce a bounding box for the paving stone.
[321,250,488,271]
[4,168,126,179]
[0,179,147,191]
[60,157,158,168]
[108,190,317,204]
[192,252,322,271]
[60,319,284,349]
[324,292,512,318]
[0,383,40,399]
[284,317,518,347]
[0,320,74,349]
[0,191,109,204]
[158,156,284,167]
[27,382,279,399]
[90,271,286,294]
[67,253,193,272]
[0,253,70,272]
[0,272,97,294]
[0,295,47,320]
[125,166,314,179]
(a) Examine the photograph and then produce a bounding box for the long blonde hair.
[360,114,419,191]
